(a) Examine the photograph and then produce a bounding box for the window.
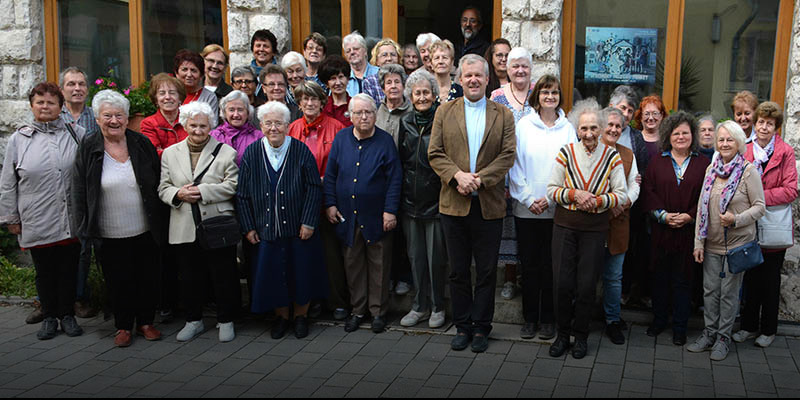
[351,0,383,49]
[310,0,343,56]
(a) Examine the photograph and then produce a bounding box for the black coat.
[398,112,441,219]
[71,129,168,245]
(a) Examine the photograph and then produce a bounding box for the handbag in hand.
[189,143,241,250]
[723,227,763,277]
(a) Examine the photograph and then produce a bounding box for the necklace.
[509,85,528,108]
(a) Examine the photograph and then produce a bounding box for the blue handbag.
[723,227,763,277]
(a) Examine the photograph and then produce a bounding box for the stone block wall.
[502,0,563,81]
[226,0,291,71]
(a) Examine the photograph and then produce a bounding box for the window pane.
[351,0,382,51]
[142,0,224,79]
[573,0,669,107]
[398,1,493,52]
[59,0,131,86]
[310,0,343,57]
[680,0,779,117]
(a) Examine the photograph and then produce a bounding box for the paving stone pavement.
[2,304,800,398]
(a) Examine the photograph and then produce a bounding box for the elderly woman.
[280,51,308,106]
[485,39,511,97]
[697,114,716,159]
[396,69,448,329]
[319,55,353,127]
[140,73,188,158]
[599,107,641,345]
[416,33,441,73]
[735,102,798,348]
[72,90,167,347]
[490,47,533,123]
[430,40,463,104]
[343,31,379,96]
[0,82,86,340]
[633,95,666,160]
[231,66,262,108]
[641,111,710,346]
[238,101,328,339]
[259,64,303,124]
[731,90,759,142]
[173,49,219,116]
[688,120,765,361]
[303,32,327,87]
[546,99,627,359]
[375,64,411,145]
[210,90,262,166]
[363,38,403,106]
[509,74,576,341]
[201,44,233,100]
[158,102,240,343]
[402,43,421,76]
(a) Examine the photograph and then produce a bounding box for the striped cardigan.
[236,137,322,241]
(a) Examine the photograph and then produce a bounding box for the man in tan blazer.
[428,54,516,353]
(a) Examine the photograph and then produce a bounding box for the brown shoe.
[25,303,44,325]
[136,325,162,341]
[114,330,132,347]
[74,301,98,319]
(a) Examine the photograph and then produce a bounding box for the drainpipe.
[729,0,760,82]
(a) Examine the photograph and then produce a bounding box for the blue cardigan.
[236,137,322,241]
[323,126,402,247]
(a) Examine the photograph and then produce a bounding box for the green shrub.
[0,255,36,298]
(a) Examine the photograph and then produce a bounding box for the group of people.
[0,6,796,365]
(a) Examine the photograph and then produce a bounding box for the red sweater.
[140,111,187,158]
[744,135,799,206]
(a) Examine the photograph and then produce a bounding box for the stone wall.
[0,0,45,157]
[501,0,563,81]
[226,0,292,71]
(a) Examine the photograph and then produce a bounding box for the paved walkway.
[1,304,800,398]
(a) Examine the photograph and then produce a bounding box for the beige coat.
[158,136,239,245]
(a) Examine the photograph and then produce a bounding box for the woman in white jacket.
[508,74,577,340]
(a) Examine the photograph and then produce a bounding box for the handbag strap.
[65,123,79,145]
[190,143,224,227]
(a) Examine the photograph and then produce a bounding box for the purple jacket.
[210,122,263,166]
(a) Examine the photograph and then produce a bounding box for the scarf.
[752,135,775,176]
[697,152,747,239]
[301,114,324,137]
[414,103,437,128]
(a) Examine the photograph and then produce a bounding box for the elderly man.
[324,94,402,334]
[343,31,379,97]
[303,32,328,89]
[609,85,648,173]
[362,39,402,106]
[454,6,490,66]
[428,54,516,353]
[416,33,441,73]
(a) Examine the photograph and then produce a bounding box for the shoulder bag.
[190,143,241,250]
[723,227,763,277]
[757,204,794,249]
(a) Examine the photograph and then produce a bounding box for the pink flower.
[123,89,130,95]
[109,82,116,88]
[95,79,103,85]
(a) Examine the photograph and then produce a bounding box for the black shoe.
[549,335,571,357]
[60,315,83,337]
[294,316,309,339]
[451,332,471,351]
[344,315,363,333]
[539,323,556,340]
[333,308,349,320]
[308,303,322,319]
[37,317,58,340]
[520,323,537,339]
[619,318,628,330]
[672,331,687,346]
[646,324,665,337]
[371,316,386,333]
[471,333,489,353]
[605,321,625,345]
[572,338,588,359]
[271,318,290,339]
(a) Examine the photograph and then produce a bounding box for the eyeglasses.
[204,58,226,67]
[305,44,324,52]
[643,112,662,119]
[264,82,286,88]
[232,79,255,86]
[540,90,560,97]
[461,18,478,24]
[351,110,375,117]
[261,121,287,129]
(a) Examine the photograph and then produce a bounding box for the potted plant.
[89,70,157,132]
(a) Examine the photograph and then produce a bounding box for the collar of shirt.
[662,150,697,185]
[464,96,486,108]
[263,136,291,171]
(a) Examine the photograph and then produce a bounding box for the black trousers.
[741,250,784,336]
[98,233,159,330]
[440,197,503,335]
[650,251,692,334]
[551,225,606,340]
[174,242,240,323]
[29,242,81,319]
[515,217,555,324]
[158,246,179,312]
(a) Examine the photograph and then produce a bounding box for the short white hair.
[179,101,218,130]
[715,120,747,155]
[92,89,130,117]
[568,98,605,132]
[280,51,307,74]
[343,31,367,50]
[348,93,378,113]
[415,33,440,49]
[219,90,254,120]
[458,54,489,78]
[404,69,438,100]
[507,47,532,67]
[257,101,291,124]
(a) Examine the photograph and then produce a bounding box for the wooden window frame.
[44,0,230,86]
[560,0,794,113]
[292,0,400,53]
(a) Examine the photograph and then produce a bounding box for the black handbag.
[723,227,763,277]
[190,143,241,250]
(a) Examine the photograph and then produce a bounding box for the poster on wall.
[584,27,658,85]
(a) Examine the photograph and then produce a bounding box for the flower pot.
[128,113,145,133]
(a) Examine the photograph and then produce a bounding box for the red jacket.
[140,111,187,158]
[288,114,345,177]
[744,134,798,206]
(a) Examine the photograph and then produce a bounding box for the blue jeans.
[602,251,626,323]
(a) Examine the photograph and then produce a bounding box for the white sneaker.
[501,282,516,300]
[176,320,204,342]
[400,310,430,327]
[732,329,759,343]
[687,329,716,353]
[217,322,235,343]
[429,311,446,329]
[755,334,775,348]
[710,336,731,361]
[395,281,412,295]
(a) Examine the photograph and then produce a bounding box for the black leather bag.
[190,143,241,250]
[723,228,763,276]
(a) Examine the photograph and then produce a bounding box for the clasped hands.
[454,171,481,196]
[665,212,693,228]
[573,190,597,212]
[176,184,202,203]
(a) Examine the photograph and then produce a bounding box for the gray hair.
[231,65,257,80]
[603,106,626,126]
[458,54,489,79]
[179,101,218,130]
[257,101,291,124]
[507,47,532,67]
[58,66,88,88]
[92,89,130,117]
[697,113,716,126]
[219,90,255,120]
[281,51,307,74]
[378,64,407,89]
[415,33,441,49]
[404,69,439,100]
[343,31,367,50]
[609,85,639,111]
[568,98,605,132]
[715,120,747,155]
[348,93,378,113]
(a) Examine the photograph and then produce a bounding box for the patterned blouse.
[490,86,533,124]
